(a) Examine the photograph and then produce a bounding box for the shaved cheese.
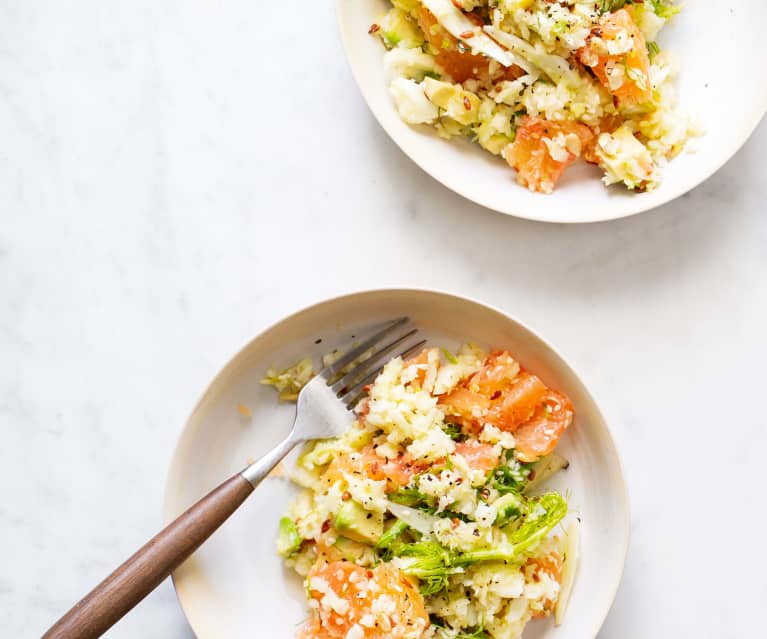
[420,0,521,68]
[555,519,580,626]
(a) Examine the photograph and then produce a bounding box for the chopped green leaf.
[647,41,660,59]
[488,452,533,494]
[505,492,568,555]
[650,0,681,19]
[389,487,433,509]
[393,541,460,595]
[375,519,409,552]
[599,0,628,14]
[441,348,458,364]
[391,492,567,594]
[430,619,490,639]
[261,358,314,402]
[442,423,465,441]
[383,31,401,47]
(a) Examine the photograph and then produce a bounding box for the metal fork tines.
[241,318,424,488]
[323,317,425,405]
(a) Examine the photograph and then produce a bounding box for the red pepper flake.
[451,0,463,9]
[463,96,471,110]
[321,520,331,533]
[342,491,352,501]
[368,23,380,34]
[452,518,460,529]
[460,30,475,39]
[367,570,374,579]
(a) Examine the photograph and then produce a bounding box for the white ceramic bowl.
[164,289,629,639]
[336,1,767,222]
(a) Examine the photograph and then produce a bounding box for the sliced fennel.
[376,519,409,551]
[555,519,580,626]
[525,453,570,494]
[391,492,568,594]
[484,26,574,83]
[420,0,526,69]
[505,492,568,555]
[387,500,439,534]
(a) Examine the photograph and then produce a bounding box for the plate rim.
[163,287,631,638]
[334,0,767,223]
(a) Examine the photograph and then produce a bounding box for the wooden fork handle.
[42,473,254,639]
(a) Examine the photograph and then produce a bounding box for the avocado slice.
[334,536,376,563]
[277,517,302,557]
[333,500,383,544]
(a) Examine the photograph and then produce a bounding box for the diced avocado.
[422,77,480,125]
[494,493,524,527]
[334,501,383,544]
[277,517,302,557]
[378,7,424,49]
[524,453,570,494]
[297,440,339,470]
[334,536,376,563]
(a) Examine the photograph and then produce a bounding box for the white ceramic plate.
[164,290,629,639]
[336,1,767,222]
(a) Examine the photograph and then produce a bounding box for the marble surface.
[2,2,766,638]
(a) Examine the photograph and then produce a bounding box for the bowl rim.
[334,0,767,223]
[163,287,631,638]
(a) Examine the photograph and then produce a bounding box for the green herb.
[383,32,401,47]
[600,0,680,19]
[391,492,567,594]
[442,423,465,441]
[394,541,459,595]
[429,454,455,475]
[441,348,458,364]
[492,493,524,527]
[389,487,433,509]
[488,452,533,494]
[423,70,442,80]
[599,0,628,14]
[646,41,660,60]
[454,627,489,639]
[432,509,471,523]
[430,619,490,639]
[506,492,568,554]
[375,519,409,553]
[650,0,681,19]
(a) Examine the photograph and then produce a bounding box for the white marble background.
[2,1,766,637]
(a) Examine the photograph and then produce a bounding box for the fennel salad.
[264,345,579,639]
[371,0,698,194]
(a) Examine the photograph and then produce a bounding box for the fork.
[42,318,424,639]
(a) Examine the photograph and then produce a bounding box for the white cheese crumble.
[389,78,438,125]
[309,576,350,616]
